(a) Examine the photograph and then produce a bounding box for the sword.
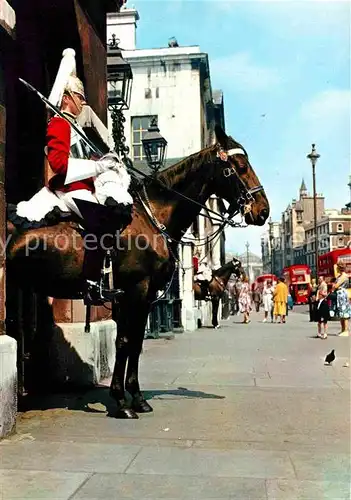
[19,77,104,157]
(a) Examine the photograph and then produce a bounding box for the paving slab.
[0,441,141,473]
[71,473,266,500]
[289,450,351,481]
[125,446,295,479]
[266,479,351,500]
[0,470,90,500]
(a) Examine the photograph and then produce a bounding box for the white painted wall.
[121,57,202,159]
[0,336,17,438]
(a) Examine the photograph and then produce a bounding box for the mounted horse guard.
[194,260,213,301]
[8,49,133,306]
[193,258,244,328]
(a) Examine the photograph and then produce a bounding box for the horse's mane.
[213,260,243,277]
[213,261,233,275]
[156,144,217,188]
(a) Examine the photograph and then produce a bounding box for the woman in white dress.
[262,280,274,323]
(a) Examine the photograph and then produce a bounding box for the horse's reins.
[128,145,264,227]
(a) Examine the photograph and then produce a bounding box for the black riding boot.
[82,243,123,306]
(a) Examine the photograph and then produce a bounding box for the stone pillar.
[180,230,198,331]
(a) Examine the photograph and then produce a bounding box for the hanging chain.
[110,107,130,158]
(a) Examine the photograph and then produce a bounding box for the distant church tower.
[346,174,351,209]
[299,178,307,198]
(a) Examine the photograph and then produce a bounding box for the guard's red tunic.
[47,116,94,193]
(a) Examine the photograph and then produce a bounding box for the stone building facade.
[261,179,350,277]
[0,0,16,439]
[304,208,351,271]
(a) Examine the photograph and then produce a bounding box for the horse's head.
[211,126,269,226]
[231,257,244,277]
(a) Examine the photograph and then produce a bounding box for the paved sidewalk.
[0,308,350,499]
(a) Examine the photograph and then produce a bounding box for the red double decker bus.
[282,265,311,305]
[318,248,351,297]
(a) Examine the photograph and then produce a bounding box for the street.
[0,307,350,499]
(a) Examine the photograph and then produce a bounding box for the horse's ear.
[215,125,229,149]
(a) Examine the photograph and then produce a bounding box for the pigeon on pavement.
[325,349,335,365]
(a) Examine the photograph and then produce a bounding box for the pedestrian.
[332,262,350,336]
[308,278,318,322]
[238,276,252,324]
[315,289,330,339]
[252,285,261,312]
[273,277,289,323]
[262,280,274,323]
[317,276,328,300]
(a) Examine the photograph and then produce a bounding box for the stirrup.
[84,281,124,306]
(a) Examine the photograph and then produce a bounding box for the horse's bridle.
[216,146,264,217]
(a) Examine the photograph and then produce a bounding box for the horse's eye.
[235,161,248,172]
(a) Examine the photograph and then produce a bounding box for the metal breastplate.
[70,125,92,160]
[62,112,92,160]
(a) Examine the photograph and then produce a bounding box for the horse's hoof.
[132,399,153,413]
[115,407,139,419]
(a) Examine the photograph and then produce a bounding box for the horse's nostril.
[259,209,269,220]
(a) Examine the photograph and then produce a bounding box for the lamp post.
[142,117,168,173]
[306,143,320,278]
[268,217,274,275]
[245,241,250,281]
[107,34,133,157]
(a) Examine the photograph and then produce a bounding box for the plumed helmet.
[48,48,85,107]
[65,75,86,101]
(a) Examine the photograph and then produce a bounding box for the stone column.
[181,230,197,331]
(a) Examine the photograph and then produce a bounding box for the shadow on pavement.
[18,384,225,419]
[143,387,225,401]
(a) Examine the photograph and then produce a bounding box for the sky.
[128,0,350,255]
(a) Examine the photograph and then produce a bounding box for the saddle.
[7,197,133,233]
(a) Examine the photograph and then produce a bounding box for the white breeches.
[55,189,98,219]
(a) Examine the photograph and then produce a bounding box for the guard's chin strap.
[66,90,85,116]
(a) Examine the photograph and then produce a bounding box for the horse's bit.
[217,147,264,216]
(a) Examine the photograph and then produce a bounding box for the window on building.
[131,115,157,161]
[338,237,344,247]
[144,88,152,99]
[337,223,343,232]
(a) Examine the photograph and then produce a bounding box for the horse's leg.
[110,302,138,419]
[120,280,154,413]
[125,299,153,413]
[212,297,220,328]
